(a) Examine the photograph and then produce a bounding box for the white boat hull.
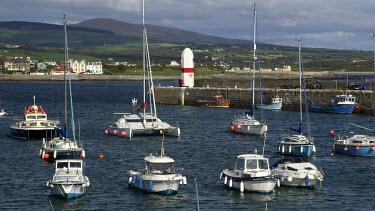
[232,124,267,135]
[49,183,88,199]
[278,176,320,187]
[128,171,184,195]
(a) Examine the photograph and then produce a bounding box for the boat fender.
[86,180,90,187]
[81,150,86,158]
[313,145,317,153]
[39,149,42,157]
[278,146,281,152]
[139,180,143,189]
[371,146,375,151]
[229,178,233,188]
[132,175,137,184]
[53,150,57,159]
[287,176,293,182]
[224,176,227,185]
[219,172,223,180]
[305,175,309,187]
[182,176,187,185]
[148,180,153,191]
[41,150,45,159]
[240,181,244,193]
[300,147,303,153]
[281,145,285,153]
[288,146,292,153]
[277,179,281,188]
[46,181,49,187]
[129,177,132,184]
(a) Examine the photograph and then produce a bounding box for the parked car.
[348,83,367,90]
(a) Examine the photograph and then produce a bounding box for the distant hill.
[72,18,245,44]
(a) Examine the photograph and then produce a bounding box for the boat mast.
[251,3,256,116]
[63,15,68,138]
[297,38,303,135]
[142,0,146,123]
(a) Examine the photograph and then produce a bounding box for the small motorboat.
[220,154,277,194]
[271,157,324,188]
[256,89,283,110]
[47,159,90,199]
[40,136,85,162]
[0,109,7,116]
[10,96,60,140]
[196,93,230,108]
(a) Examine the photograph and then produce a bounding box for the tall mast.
[63,15,68,137]
[142,0,146,123]
[298,38,303,134]
[251,3,256,116]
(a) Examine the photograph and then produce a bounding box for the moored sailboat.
[105,0,180,139]
[40,15,84,162]
[230,3,267,136]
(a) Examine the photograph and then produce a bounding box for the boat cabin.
[55,159,83,172]
[235,154,270,172]
[334,95,356,104]
[145,156,175,174]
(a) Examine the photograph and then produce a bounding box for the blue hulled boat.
[256,89,282,110]
[333,134,375,156]
[311,94,356,114]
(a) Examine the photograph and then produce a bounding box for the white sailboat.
[105,0,180,139]
[40,15,85,162]
[230,3,267,136]
[277,39,315,157]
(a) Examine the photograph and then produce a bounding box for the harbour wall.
[154,86,375,115]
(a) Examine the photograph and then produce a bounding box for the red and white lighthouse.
[180,48,194,87]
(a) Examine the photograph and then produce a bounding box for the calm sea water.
[0,81,374,210]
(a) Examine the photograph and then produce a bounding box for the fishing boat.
[105,0,180,139]
[128,137,186,195]
[10,96,60,140]
[40,15,85,162]
[220,154,277,194]
[47,159,90,199]
[271,157,324,188]
[256,89,282,110]
[230,3,267,136]
[0,109,7,116]
[311,93,356,114]
[196,93,230,108]
[332,35,375,156]
[278,39,315,157]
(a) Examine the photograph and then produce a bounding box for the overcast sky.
[1,0,375,50]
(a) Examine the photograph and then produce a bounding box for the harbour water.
[0,81,374,210]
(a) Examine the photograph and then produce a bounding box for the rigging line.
[300,39,311,137]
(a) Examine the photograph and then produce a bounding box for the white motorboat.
[128,150,187,195]
[10,96,60,140]
[47,159,90,199]
[40,15,85,162]
[0,109,7,116]
[271,157,324,188]
[220,154,277,194]
[105,0,180,139]
[230,3,267,136]
[278,39,315,157]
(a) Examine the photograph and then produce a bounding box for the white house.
[86,61,103,74]
[69,59,86,74]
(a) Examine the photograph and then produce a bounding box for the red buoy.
[121,131,127,137]
[329,130,334,135]
[44,153,50,159]
[355,146,360,151]
[355,105,359,110]
[99,154,104,159]
[104,129,109,134]
[236,124,242,129]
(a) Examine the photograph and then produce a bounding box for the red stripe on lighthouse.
[182,68,194,73]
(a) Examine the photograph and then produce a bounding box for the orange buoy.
[99,154,104,159]
[121,131,127,137]
[230,125,235,131]
[329,130,334,135]
[104,129,109,134]
[44,153,50,159]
